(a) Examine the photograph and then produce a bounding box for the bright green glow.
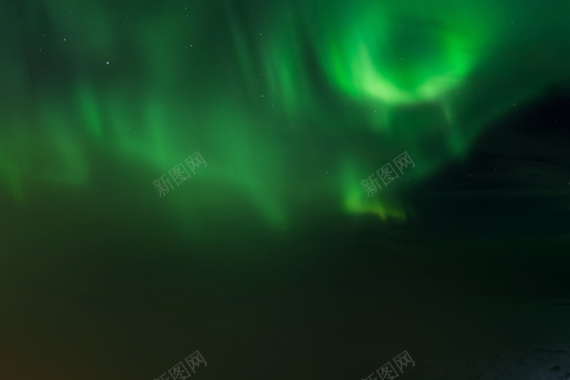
[2,0,570,231]
[341,160,407,222]
[311,1,496,108]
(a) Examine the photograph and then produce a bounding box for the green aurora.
[2,0,570,232]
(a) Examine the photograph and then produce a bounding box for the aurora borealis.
[3,0,569,227]
[1,0,570,379]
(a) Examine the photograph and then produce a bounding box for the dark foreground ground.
[1,179,569,380]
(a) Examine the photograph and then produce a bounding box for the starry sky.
[1,1,570,379]
[2,0,570,228]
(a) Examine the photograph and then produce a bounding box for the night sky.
[1,1,570,380]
